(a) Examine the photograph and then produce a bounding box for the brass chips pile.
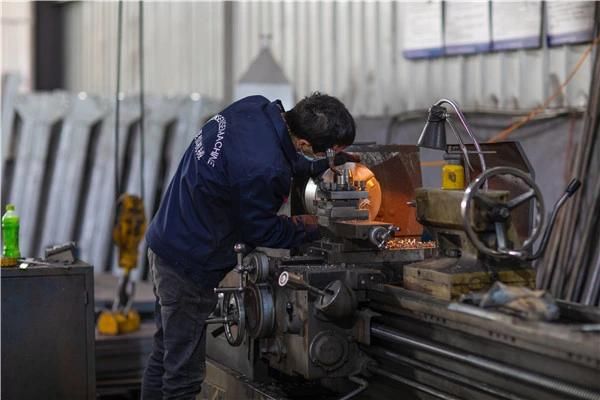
[387,238,437,250]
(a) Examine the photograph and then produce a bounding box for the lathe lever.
[278,271,333,297]
[233,243,248,273]
[214,287,244,293]
[527,178,582,260]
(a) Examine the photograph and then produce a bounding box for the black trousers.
[141,249,218,400]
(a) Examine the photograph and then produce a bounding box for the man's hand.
[291,214,318,226]
[291,214,320,241]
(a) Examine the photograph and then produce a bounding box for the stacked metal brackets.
[1,75,221,278]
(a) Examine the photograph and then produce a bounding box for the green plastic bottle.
[2,204,21,259]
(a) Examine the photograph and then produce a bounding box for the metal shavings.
[387,238,437,250]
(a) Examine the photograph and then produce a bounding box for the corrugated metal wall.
[1,1,33,91]
[64,1,594,117]
[63,1,224,99]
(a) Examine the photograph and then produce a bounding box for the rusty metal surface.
[347,144,423,237]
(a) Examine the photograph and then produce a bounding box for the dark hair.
[285,92,355,153]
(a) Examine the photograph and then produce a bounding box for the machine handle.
[528,178,583,260]
[206,318,228,324]
[369,225,400,250]
[278,271,333,297]
[211,326,225,338]
[233,243,247,272]
[381,226,400,249]
[214,287,244,293]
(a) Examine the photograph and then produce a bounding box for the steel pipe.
[367,345,525,400]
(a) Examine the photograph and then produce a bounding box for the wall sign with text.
[492,1,542,51]
[547,1,596,46]
[403,2,444,59]
[444,2,492,55]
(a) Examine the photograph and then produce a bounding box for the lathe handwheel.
[461,166,545,258]
[244,283,275,338]
[223,291,246,346]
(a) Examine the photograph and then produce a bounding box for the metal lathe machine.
[204,142,600,400]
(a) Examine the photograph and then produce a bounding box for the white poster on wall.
[492,1,542,51]
[402,2,444,59]
[547,1,596,46]
[444,2,492,55]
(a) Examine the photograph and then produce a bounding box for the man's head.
[285,92,356,158]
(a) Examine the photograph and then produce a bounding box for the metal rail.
[367,346,525,400]
[371,324,600,400]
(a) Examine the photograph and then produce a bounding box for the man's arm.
[233,171,319,248]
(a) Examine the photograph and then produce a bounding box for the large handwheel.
[460,166,545,258]
[244,283,275,338]
[223,291,246,346]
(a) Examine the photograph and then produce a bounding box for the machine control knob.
[309,331,349,371]
[234,243,246,254]
[316,280,357,320]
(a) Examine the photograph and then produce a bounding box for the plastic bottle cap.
[6,204,14,211]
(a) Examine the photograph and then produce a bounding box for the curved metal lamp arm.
[435,98,487,173]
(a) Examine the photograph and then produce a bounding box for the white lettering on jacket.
[207,114,226,168]
[193,129,204,160]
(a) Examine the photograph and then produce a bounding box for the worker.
[142,92,357,399]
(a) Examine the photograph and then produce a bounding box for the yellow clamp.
[113,194,147,271]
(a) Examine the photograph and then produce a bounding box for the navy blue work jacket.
[146,96,313,289]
